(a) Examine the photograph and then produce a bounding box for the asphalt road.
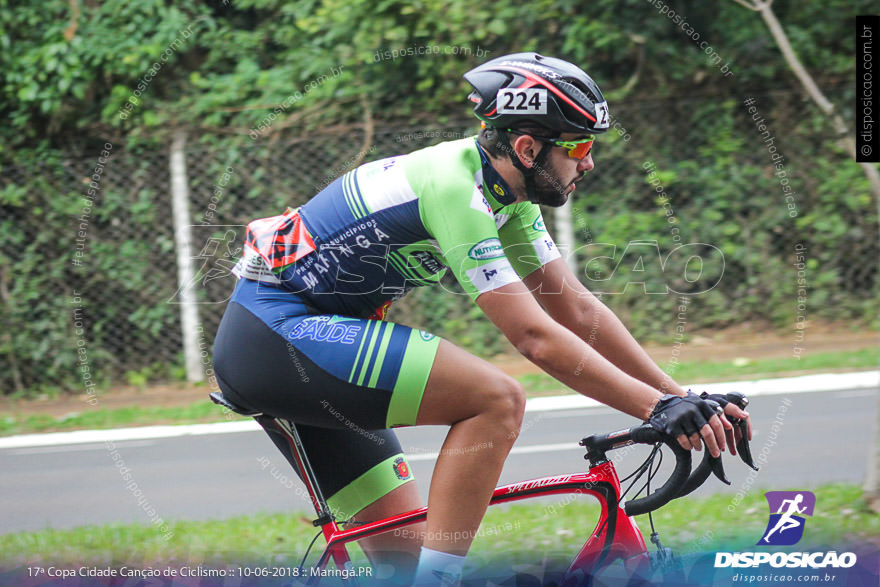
[1,387,877,534]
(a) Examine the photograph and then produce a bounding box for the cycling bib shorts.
[213,279,438,519]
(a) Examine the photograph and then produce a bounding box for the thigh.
[415,338,520,425]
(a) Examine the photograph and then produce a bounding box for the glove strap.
[651,393,682,417]
[700,391,730,408]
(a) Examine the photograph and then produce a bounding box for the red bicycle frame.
[310,466,651,580]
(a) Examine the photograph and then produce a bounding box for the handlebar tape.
[623,425,693,517]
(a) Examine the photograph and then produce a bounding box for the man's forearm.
[576,302,687,396]
[518,322,664,420]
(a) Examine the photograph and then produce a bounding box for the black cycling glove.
[699,391,730,409]
[701,391,751,412]
[648,391,721,438]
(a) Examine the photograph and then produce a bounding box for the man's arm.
[475,280,726,456]
[522,257,686,395]
[520,257,751,444]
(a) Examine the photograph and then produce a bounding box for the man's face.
[527,134,595,208]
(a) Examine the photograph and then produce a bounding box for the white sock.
[412,546,465,586]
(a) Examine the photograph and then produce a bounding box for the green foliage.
[0,145,182,396]
[576,93,877,334]
[2,0,874,143]
[0,401,229,437]
[0,0,877,395]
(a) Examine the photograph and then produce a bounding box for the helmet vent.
[557,79,597,108]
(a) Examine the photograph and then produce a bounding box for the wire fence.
[1,88,876,396]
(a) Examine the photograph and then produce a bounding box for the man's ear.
[511,134,538,168]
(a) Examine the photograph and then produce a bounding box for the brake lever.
[674,399,730,497]
[676,446,730,498]
[705,398,730,484]
[710,450,730,484]
[725,392,759,471]
[730,416,758,470]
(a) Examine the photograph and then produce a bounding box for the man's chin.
[552,183,578,206]
[534,192,569,207]
[528,180,574,206]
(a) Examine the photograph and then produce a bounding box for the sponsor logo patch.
[393,456,411,480]
[470,188,493,217]
[468,238,504,260]
[289,316,362,344]
[410,250,445,275]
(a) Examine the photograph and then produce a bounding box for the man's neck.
[476,145,526,205]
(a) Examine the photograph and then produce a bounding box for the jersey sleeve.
[418,181,522,300]
[497,202,563,278]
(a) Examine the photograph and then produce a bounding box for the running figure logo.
[758,491,816,546]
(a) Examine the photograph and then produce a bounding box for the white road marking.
[0,371,875,450]
[8,440,156,455]
[0,421,259,450]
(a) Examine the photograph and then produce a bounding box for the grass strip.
[0,402,230,437]
[1,483,876,569]
[517,347,879,396]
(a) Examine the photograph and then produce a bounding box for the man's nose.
[577,153,594,172]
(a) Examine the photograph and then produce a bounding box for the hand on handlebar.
[609,391,757,515]
[648,392,726,458]
[699,391,753,457]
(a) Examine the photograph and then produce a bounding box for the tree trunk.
[734,0,880,509]
[751,1,880,219]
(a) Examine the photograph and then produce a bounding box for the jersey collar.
[475,141,518,207]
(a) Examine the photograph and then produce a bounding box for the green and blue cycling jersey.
[217,136,563,516]
[232,136,561,318]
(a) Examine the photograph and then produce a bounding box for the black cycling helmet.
[464,52,609,135]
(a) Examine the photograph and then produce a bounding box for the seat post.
[259,415,338,529]
[210,391,354,576]
[209,391,338,528]
[257,416,356,577]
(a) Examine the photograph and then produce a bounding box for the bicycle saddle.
[209,391,263,417]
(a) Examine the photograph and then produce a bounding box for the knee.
[483,374,526,436]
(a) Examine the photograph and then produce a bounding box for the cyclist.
[212,52,752,584]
